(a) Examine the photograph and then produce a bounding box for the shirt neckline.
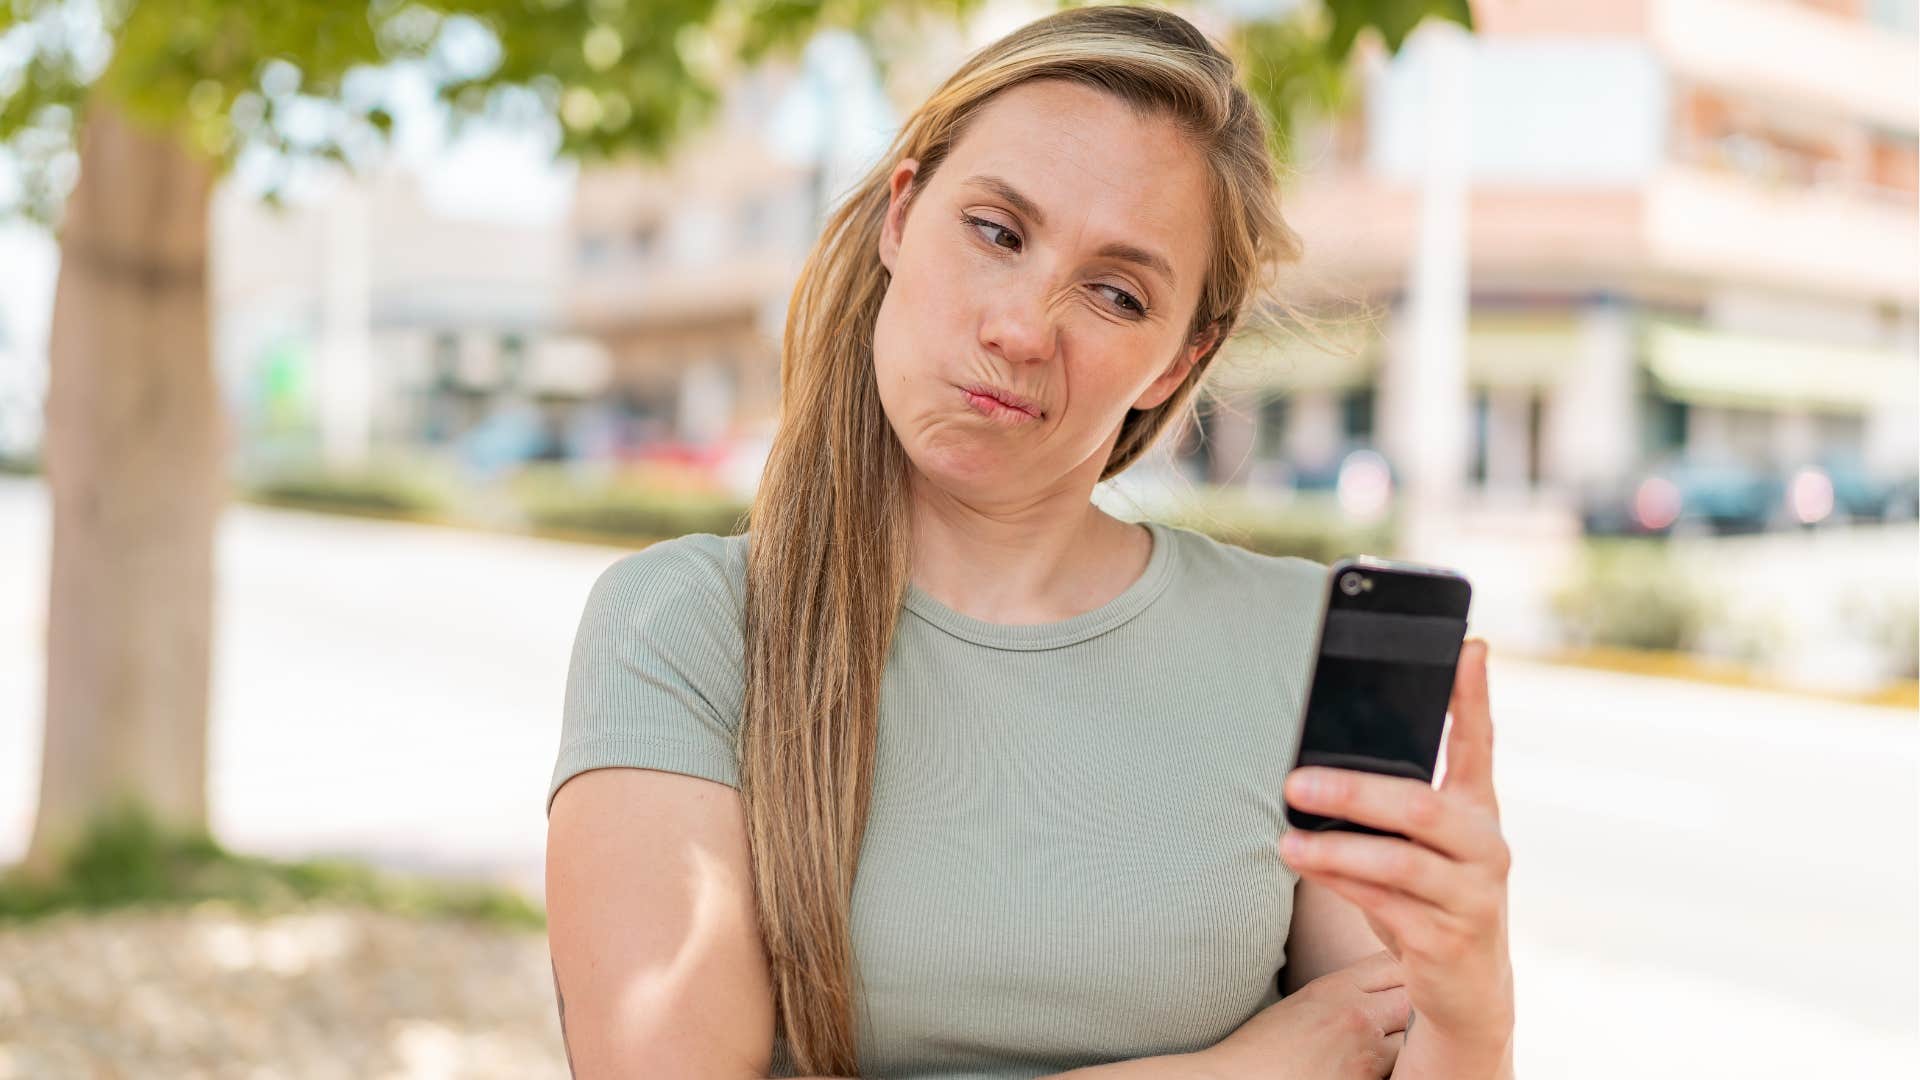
[901,520,1177,651]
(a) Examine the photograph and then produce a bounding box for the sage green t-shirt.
[546,520,1331,1079]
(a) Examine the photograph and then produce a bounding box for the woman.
[545,5,1514,1078]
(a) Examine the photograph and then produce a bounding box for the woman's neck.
[906,479,1150,626]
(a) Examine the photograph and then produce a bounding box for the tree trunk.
[20,100,224,881]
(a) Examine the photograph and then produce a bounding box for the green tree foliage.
[1,0,1471,221]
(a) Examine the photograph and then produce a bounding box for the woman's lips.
[959,385,1041,424]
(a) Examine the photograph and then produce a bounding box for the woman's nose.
[979,289,1060,366]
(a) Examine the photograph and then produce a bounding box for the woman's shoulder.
[1154,519,1330,594]
[1149,519,1332,633]
[584,531,750,630]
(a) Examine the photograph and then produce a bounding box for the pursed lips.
[959,382,1042,420]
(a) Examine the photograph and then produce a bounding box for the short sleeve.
[546,537,748,817]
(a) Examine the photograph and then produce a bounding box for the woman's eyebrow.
[960,173,1178,289]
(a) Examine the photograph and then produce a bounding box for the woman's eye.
[962,213,1144,319]
[1096,284,1147,317]
[964,215,1020,251]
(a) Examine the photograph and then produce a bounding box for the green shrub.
[0,800,542,929]
[1155,490,1395,565]
[1853,588,1920,681]
[236,454,1386,562]
[237,456,457,521]
[507,464,750,541]
[1551,540,1713,652]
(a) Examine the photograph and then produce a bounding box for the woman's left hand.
[1278,638,1515,1066]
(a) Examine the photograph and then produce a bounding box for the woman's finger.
[1282,829,1472,915]
[1328,947,1405,993]
[1363,984,1412,1036]
[1376,1029,1408,1077]
[1284,768,1492,861]
[1440,638,1499,809]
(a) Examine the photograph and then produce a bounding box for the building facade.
[211,166,609,477]
[1237,0,1918,528]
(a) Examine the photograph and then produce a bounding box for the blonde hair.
[739,5,1302,1073]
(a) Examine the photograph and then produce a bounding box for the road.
[2,475,1914,1076]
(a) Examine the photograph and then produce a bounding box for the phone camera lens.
[1339,572,1366,596]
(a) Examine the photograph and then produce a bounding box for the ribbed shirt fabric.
[546,520,1331,1079]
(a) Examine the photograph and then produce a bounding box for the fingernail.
[1289,771,1321,800]
[1280,831,1306,858]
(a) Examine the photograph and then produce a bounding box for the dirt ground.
[0,902,568,1079]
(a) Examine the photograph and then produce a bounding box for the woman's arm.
[1039,1052,1219,1077]
[1278,876,1392,994]
[1392,1024,1516,1080]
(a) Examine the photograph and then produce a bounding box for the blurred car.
[1581,458,1784,536]
[1583,455,1916,536]
[1283,441,1398,492]
[1802,455,1907,523]
[1261,443,1399,525]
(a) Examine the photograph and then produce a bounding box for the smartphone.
[1284,556,1473,837]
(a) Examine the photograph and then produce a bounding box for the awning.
[1643,322,1915,413]
[1211,312,1579,393]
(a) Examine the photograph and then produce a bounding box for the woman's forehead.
[937,81,1211,282]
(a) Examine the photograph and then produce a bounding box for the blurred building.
[564,32,899,457]
[562,0,1917,530]
[211,166,609,476]
[1258,0,1919,527]
[563,89,801,453]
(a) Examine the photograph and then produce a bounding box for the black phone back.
[1284,556,1472,836]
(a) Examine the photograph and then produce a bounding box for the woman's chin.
[909,442,1021,498]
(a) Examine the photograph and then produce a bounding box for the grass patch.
[0,801,543,930]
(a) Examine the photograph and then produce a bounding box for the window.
[1340,387,1376,443]
[1643,394,1689,458]
[431,332,460,389]
[499,333,527,388]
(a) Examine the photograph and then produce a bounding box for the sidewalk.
[0,476,622,903]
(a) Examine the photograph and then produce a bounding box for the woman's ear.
[877,158,921,273]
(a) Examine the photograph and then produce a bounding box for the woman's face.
[874,78,1218,509]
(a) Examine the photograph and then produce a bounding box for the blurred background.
[0,0,1914,1077]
